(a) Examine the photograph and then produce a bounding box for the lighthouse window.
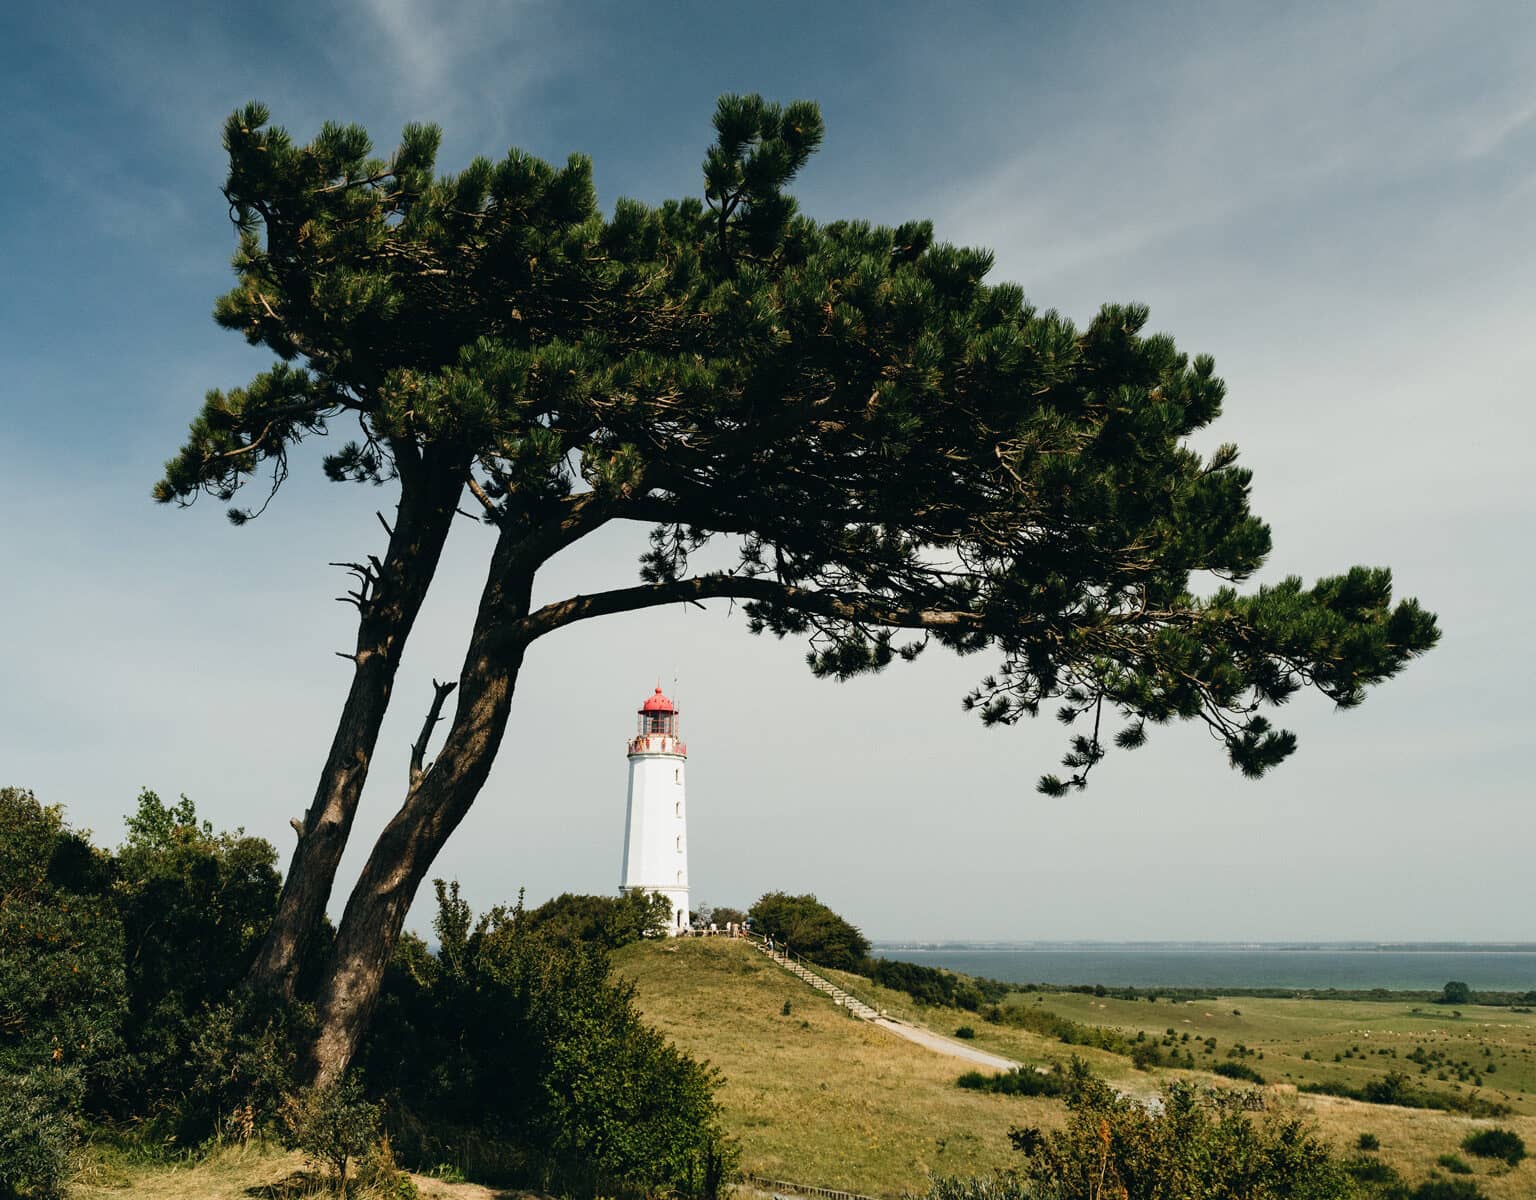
[674,768,680,784]
[675,834,682,852]
[675,800,682,818]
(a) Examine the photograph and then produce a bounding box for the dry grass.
[613,937,1060,1193]
[617,939,1536,1197]
[70,942,1536,1197]
[70,1142,533,1200]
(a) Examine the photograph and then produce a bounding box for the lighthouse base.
[621,885,691,936]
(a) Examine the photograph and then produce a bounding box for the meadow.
[614,938,1536,1198]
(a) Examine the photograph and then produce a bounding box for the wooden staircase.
[743,933,883,1021]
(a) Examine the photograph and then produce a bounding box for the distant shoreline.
[873,942,1536,953]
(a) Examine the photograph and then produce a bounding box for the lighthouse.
[619,685,690,934]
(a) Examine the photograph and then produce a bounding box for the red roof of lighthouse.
[640,686,677,713]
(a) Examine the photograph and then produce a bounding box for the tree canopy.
[157,93,1439,1078]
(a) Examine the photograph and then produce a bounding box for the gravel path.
[869,1016,1021,1071]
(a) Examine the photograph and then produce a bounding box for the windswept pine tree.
[159,95,1438,1080]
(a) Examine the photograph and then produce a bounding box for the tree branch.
[408,678,459,785]
[512,573,985,646]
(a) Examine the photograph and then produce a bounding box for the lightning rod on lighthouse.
[619,685,689,934]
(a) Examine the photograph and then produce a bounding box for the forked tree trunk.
[307,561,535,1084]
[247,454,463,1002]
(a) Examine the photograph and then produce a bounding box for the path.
[869,1015,1020,1070]
[742,933,1021,1072]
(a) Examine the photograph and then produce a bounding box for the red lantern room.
[637,686,678,737]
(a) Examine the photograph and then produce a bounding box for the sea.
[868,944,1536,992]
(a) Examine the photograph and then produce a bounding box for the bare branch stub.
[409,678,460,785]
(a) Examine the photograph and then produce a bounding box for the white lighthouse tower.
[619,685,690,934]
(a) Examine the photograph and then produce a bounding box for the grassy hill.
[614,937,1536,1198]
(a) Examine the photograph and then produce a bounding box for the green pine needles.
[158,93,1437,797]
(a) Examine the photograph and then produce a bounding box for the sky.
[2,1,1533,943]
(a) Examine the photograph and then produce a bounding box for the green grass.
[1017,989,1536,1114]
[614,939,1536,1198]
[72,942,1536,1198]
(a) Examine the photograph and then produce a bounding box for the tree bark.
[306,542,535,1084]
[247,451,464,1002]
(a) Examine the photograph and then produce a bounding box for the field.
[614,938,1536,1198]
[65,938,1536,1198]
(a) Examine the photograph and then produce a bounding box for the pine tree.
[160,95,1438,1080]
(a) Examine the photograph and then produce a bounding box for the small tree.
[749,892,869,970]
[281,1074,380,1197]
[1440,980,1472,1006]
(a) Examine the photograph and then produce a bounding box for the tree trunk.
[247,454,463,1002]
[307,552,534,1084]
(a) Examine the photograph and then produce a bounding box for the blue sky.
[3,1,1533,942]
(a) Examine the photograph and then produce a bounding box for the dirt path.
[870,1016,1020,1071]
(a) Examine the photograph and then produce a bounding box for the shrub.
[362,882,732,1198]
[111,789,281,1112]
[1437,1153,1473,1174]
[1440,981,1472,1006]
[1407,1181,1488,1200]
[0,1068,81,1200]
[1011,1076,1352,1199]
[1300,1072,1511,1118]
[955,1026,976,1039]
[0,789,127,1096]
[748,892,869,970]
[281,1074,381,1196]
[522,890,671,948]
[1357,1132,1381,1151]
[1212,1061,1265,1084]
[177,996,305,1144]
[1461,1127,1525,1166]
[956,1058,1086,1099]
[1130,1041,1164,1070]
[1343,1155,1399,1184]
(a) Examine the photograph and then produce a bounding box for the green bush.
[522,890,671,948]
[956,1058,1085,1099]
[0,1068,81,1200]
[111,789,281,1114]
[954,1026,976,1039]
[748,892,869,970]
[1300,1071,1510,1117]
[1406,1181,1488,1200]
[1342,1155,1398,1185]
[177,996,305,1144]
[281,1074,381,1196]
[1436,1153,1473,1174]
[1460,1127,1525,1166]
[1211,1060,1265,1084]
[1439,981,1472,1006]
[1357,1132,1381,1151]
[859,956,1010,1011]
[1130,1041,1164,1070]
[1010,1074,1353,1199]
[0,789,127,1095]
[0,786,286,1137]
[362,882,733,1199]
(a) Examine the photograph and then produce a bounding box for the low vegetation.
[0,788,731,1199]
[1461,1127,1525,1166]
